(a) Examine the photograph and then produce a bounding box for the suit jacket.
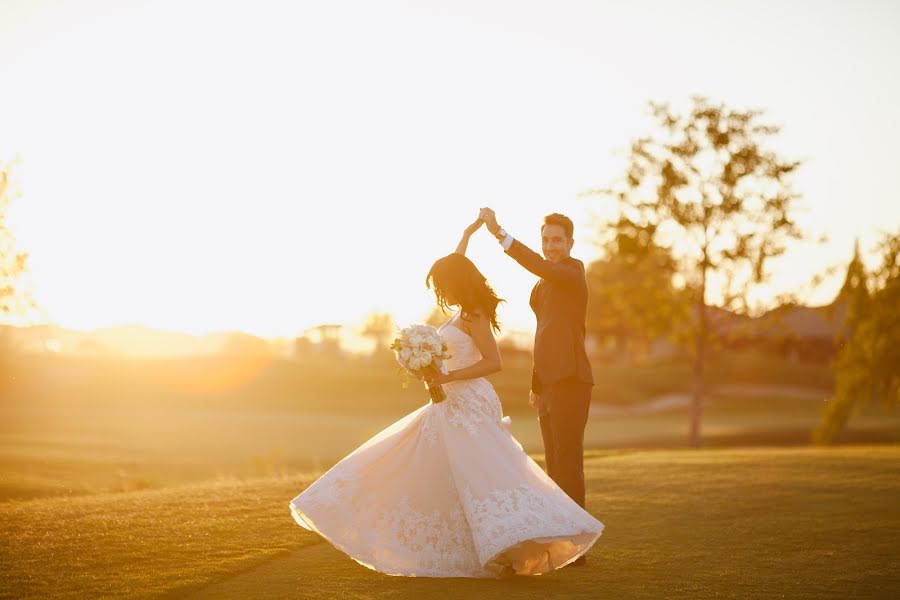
[506,239,594,394]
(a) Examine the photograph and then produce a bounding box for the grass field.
[2,351,898,502]
[2,349,898,598]
[2,446,899,599]
[2,349,836,414]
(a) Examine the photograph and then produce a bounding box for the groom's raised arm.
[503,238,582,285]
[489,232,581,288]
[479,207,582,285]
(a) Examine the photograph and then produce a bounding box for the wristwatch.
[494,227,507,240]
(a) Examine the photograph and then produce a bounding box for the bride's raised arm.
[454,217,484,255]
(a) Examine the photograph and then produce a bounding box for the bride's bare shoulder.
[460,309,490,333]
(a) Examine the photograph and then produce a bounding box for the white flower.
[392,323,450,384]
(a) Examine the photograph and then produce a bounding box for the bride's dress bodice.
[439,320,482,371]
[433,319,503,433]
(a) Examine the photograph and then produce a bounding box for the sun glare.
[1,0,897,341]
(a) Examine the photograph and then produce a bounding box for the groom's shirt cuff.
[499,233,513,251]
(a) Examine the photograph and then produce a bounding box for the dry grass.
[0,474,319,599]
[3,349,886,504]
[3,447,900,599]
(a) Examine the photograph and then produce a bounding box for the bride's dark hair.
[426,253,504,333]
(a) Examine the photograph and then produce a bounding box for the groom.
[478,208,594,513]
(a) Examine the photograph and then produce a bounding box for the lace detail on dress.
[292,446,491,577]
[441,378,502,434]
[462,483,603,565]
[419,409,440,447]
[370,501,483,575]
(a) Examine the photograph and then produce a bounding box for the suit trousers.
[538,377,592,508]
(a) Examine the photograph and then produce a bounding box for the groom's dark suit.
[505,239,594,508]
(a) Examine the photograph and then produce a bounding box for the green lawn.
[3,393,898,503]
[2,447,899,599]
[3,350,834,416]
[2,349,898,503]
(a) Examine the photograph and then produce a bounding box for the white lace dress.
[288,318,604,578]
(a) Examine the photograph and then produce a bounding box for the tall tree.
[585,220,688,358]
[830,239,868,318]
[0,160,32,319]
[589,97,808,446]
[0,158,35,388]
[814,232,900,443]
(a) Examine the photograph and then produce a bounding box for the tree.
[361,312,396,354]
[588,97,809,446]
[0,158,35,389]
[0,159,32,320]
[829,238,868,322]
[814,231,900,443]
[586,219,688,358]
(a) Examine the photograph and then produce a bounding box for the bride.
[289,218,604,578]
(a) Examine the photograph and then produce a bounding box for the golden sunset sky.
[1,0,898,339]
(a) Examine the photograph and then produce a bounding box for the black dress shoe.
[566,556,587,568]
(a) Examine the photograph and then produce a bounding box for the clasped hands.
[464,208,501,237]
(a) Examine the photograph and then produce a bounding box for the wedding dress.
[289,314,604,578]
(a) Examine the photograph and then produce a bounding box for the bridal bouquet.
[390,324,451,403]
